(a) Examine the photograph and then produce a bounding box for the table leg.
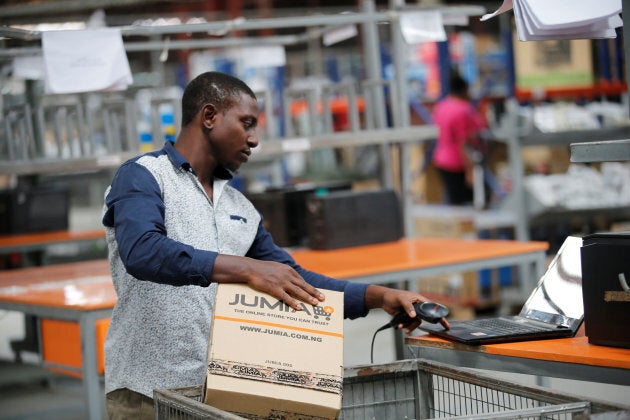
[80,313,104,420]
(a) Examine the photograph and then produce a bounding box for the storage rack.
[569,0,630,165]
[492,104,630,242]
[0,0,485,237]
[513,1,630,241]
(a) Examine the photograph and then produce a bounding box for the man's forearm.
[364,284,389,310]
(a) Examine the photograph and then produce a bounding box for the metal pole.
[149,34,165,86]
[500,12,516,98]
[389,0,410,129]
[623,0,630,115]
[389,0,415,238]
[361,0,392,189]
[504,102,528,242]
[361,0,387,130]
[80,313,103,420]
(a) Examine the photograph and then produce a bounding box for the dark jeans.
[106,388,154,420]
[436,168,473,205]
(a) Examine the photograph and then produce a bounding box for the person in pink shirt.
[432,72,487,205]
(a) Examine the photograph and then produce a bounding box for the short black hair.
[181,71,257,127]
[449,72,469,96]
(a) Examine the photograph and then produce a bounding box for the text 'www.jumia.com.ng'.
[239,325,323,342]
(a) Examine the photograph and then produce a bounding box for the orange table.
[291,237,549,305]
[0,229,105,254]
[406,327,630,387]
[0,259,114,420]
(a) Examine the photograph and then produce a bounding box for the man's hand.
[365,285,450,333]
[212,255,325,310]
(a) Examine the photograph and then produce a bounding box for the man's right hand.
[212,255,325,311]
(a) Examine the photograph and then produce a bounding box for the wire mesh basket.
[154,358,627,419]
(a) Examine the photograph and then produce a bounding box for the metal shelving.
[492,102,630,242]
[568,0,630,165]
[1,1,487,237]
[570,138,630,162]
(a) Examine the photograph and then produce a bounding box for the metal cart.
[153,358,627,419]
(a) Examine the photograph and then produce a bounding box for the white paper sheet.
[481,0,621,41]
[399,10,447,44]
[323,25,358,46]
[42,28,132,94]
[228,45,286,68]
[516,0,618,40]
[506,0,621,41]
[522,0,621,29]
[480,0,513,21]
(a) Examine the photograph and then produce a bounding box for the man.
[102,71,448,419]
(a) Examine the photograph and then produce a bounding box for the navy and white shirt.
[102,141,369,398]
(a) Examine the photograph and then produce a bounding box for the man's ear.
[201,104,217,130]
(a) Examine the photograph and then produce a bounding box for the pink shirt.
[431,96,486,172]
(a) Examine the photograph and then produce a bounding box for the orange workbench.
[406,327,630,387]
[291,237,547,279]
[0,259,114,420]
[0,237,547,310]
[0,229,106,268]
[0,229,105,254]
[291,237,548,309]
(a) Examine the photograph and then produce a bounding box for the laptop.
[420,236,584,345]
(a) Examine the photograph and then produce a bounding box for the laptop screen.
[519,236,583,329]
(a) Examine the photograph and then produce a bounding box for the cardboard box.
[513,36,593,91]
[416,272,479,301]
[414,217,476,238]
[204,284,344,419]
[610,221,630,232]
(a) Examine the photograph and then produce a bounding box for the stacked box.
[413,214,476,239]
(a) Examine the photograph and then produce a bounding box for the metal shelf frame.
[567,0,630,164]
[571,138,630,163]
[0,0,485,237]
[492,101,630,242]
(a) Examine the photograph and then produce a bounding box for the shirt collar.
[162,141,233,180]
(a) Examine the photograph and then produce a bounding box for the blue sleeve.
[102,161,217,287]
[246,220,369,320]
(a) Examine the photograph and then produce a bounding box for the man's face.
[210,92,259,172]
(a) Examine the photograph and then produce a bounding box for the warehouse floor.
[0,361,91,420]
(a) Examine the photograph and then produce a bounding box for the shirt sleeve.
[246,219,370,320]
[102,161,217,287]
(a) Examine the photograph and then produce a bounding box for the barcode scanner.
[371,302,450,363]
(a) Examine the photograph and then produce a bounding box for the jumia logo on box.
[228,293,336,320]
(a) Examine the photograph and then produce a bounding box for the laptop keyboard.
[467,318,547,335]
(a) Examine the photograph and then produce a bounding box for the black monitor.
[0,186,69,234]
[247,180,352,247]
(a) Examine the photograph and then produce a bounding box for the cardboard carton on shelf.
[412,206,477,239]
[414,271,503,321]
[204,284,344,419]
